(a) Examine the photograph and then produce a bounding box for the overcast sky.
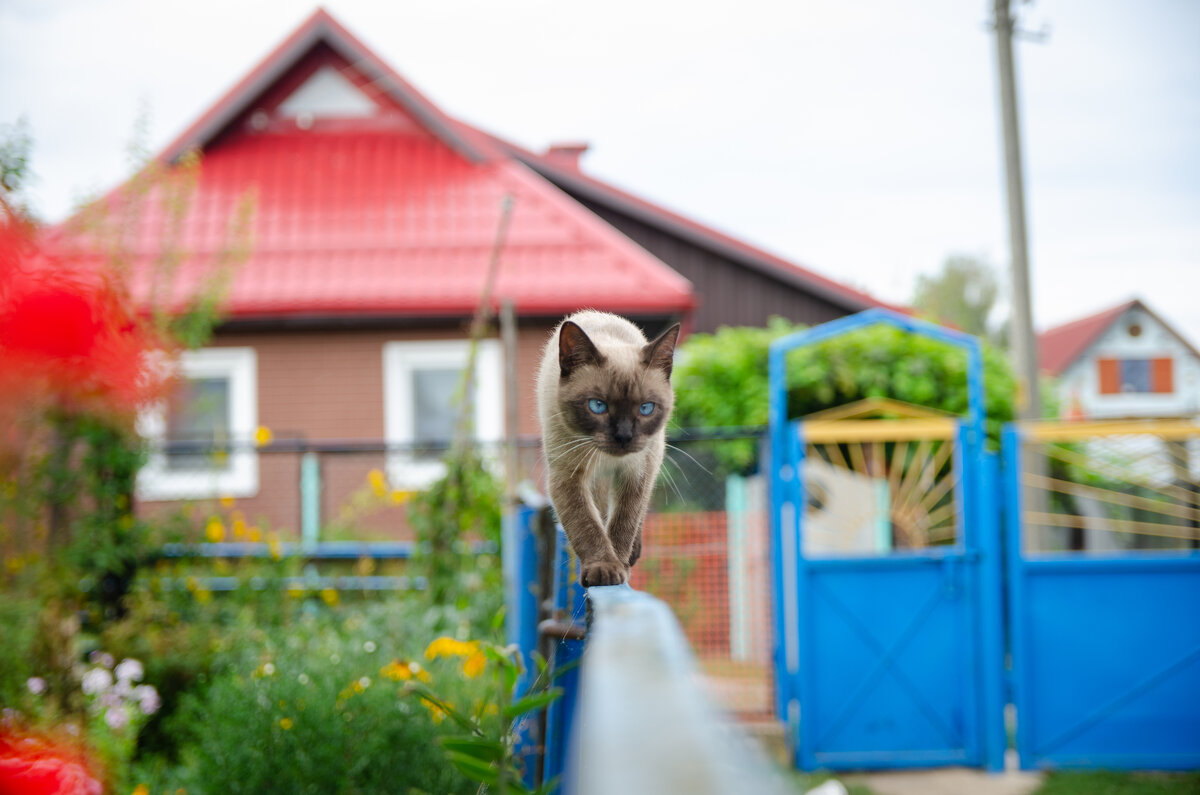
[2,0,1197,345]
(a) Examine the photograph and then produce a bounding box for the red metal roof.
[88,10,692,320]
[1038,298,1200,376]
[115,131,694,318]
[1037,300,1134,376]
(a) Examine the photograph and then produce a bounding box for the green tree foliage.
[0,117,33,197]
[912,254,1007,347]
[672,317,1016,472]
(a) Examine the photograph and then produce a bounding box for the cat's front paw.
[580,560,629,587]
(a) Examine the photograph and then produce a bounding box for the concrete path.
[840,754,1043,795]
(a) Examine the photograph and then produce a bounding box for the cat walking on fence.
[536,310,680,587]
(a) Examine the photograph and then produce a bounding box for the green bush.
[673,317,1019,473]
[138,601,495,794]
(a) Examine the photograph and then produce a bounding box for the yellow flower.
[424,636,478,660]
[380,660,412,681]
[381,659,431,683]
[231,511,248,539]
[205,517,225,543]
[195,588,212,604]
[420,697,446,725]
[131,785,149,795]
[255,426,274,447]
[279,717,293,730]
[248,526,263,543]
[462,650,487,679]
[390,489,412,505]
[219,495,235,509]
[367,468,387,497]
[320,588,339,607]
[287,583,305,599]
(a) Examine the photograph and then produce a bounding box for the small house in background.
[78,9,893,537]
[1038,298,1200,420]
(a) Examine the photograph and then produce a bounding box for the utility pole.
[993,0,1041,421]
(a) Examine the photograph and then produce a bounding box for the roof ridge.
[156,8,499,165]
[1038,298,1137,336]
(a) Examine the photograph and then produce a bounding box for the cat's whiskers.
[665,442,713,476]
[545,437,595,463]
[542,434,592,454]
[656,459,687,505]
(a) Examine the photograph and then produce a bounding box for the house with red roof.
[93,9,895,532]
[1038,298,1200,420]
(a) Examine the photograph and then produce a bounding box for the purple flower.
[88,651,115,668]
[26,677,46,695]
[133,684,161,715]
[104,703,130,731]
[114,658,143,683]
[81,668,112,695]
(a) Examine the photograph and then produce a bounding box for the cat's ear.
[642,323,681,378]
[559,321,604,378]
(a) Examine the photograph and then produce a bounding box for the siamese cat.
[536,311,680,587]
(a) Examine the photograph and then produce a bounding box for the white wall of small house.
[1055,306,1200,419]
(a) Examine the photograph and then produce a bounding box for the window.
[138,347,258,500]
[1097,357,1174,395]
[383,340,504,488]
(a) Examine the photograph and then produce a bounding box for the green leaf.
[503,688,562,719]
[438,736,505,763]
[444,751,499,786]
[406,685,479,734]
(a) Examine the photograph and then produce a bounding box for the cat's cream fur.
[536,310,680,586]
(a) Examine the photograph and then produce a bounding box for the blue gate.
[1004,420,1200,770]
[768,309,1006,772]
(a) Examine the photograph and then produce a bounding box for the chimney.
[544,142,589,170]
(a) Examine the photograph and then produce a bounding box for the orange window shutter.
[1152,358,1174,393]
[1097,358,1120,394]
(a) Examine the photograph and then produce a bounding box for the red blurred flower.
[0,207,166,426]
[0,731,103,795]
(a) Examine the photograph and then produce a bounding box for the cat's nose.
[614,419,634,446]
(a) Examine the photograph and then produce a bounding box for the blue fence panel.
[1004,424,1200,770]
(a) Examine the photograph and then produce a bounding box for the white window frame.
[137,347,259,501]
[383,339,504,489]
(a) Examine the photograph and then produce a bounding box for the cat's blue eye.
[639,402,655,416]
[588,399,608,415]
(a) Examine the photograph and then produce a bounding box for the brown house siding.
[143,322,559,540]
[569,198,859,334]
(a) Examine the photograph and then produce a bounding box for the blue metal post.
[1001,425,1030,769]
[977,451,1007,772]
[502,504,541,788]
[542,529,586,792]
[503,505,540,691]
